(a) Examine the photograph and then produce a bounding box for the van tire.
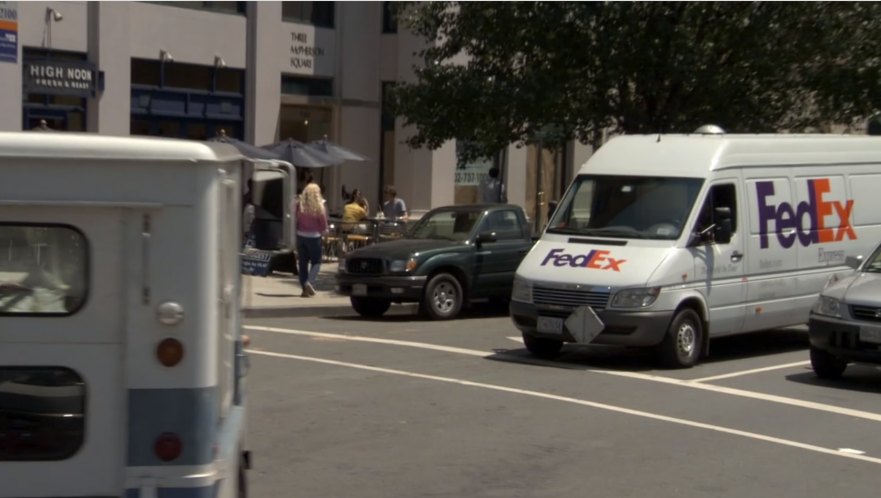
[523,333,563,359]
[657,309,702,368]
[237,453,248,498]
[810,346,848,379]
[422,273,463,320]
[351,297,391,317]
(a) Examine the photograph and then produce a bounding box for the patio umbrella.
[207,131,281,160]
[261,138,343,168]
[307,136,369,162]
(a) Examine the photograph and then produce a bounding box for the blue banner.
[0,2,17,64]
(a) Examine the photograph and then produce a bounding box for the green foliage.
[389,2,881,161]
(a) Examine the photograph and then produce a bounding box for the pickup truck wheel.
[350,297,391,317]
[810,346,848,379]
[657,309,702,368]
[522,333,563,359]
[422,273,463,320]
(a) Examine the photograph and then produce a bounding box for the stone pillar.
[245,1,281,145]
[87,1,131,135]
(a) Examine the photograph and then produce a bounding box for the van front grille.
[533,286,610,310]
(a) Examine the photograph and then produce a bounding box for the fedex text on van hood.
[541,248,626,271]
[756,178,855,249]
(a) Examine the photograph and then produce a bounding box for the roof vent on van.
[693,124,725,135]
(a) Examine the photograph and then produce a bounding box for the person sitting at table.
[382,185,409,220]
[351,188,370,215]
[342,195,368,230]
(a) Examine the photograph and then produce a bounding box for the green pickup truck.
[336,204,534,319]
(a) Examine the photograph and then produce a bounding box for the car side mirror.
[845,255,863,269]
[475,231,497,247]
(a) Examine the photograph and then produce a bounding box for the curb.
[243,304,356,318]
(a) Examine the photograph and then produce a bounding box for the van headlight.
[813,296,842,318]
[389,258,418,273]
[611,287,660,308]
[511,277,533,303]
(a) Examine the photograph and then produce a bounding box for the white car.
[808,246,881,379]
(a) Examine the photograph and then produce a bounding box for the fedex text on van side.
[541,248,626,271]
[756,179,855,249]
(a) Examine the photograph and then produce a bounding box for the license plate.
[352,284,367,296]
[859,325,881,344]
[537,316,563,335]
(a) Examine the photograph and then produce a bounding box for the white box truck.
[510,132,881,367]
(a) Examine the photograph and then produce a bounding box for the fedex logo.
[756,179,855,249]
[540,248,626,271]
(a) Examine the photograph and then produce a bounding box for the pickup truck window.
[479,210,523,240]
[0,225,88,315]
[548,175,703,240]
[409,210,481,241]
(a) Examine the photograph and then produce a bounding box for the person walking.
[293,183,328,297]
[478,166,507,203]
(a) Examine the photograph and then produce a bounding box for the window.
[0,225,88,315]
[695,183,737,243]
[382,1,398,33]
[148,2,246,15]
[547,175,704,240]
[481,211,522,240]
[282,1,335,28]
[0,367,85,461]
[281,75,334,97]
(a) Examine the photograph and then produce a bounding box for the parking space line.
[246,325,881,423]
[690,361,811,383]
[247,348,881,466]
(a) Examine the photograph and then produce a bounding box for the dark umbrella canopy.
[307,138,369,162]
[208,132,280,160]
[261,138,343,168]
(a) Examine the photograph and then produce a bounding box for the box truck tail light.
[154,432,182,461]
[156,338,184,367]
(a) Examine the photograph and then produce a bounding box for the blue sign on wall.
[0,2,18,64]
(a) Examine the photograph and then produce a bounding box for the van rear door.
[0,206,126,497]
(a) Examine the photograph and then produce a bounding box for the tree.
[389,2,881,161]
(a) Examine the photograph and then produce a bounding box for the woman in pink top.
[294,183,328,297]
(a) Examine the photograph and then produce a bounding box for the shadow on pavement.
[486,327,810,372]
[785,366,881,394]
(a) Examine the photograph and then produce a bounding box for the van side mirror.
[845,255,863,269]
[713,207,733,244]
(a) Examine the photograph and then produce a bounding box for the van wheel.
[523,333,563,359]
[350,297,391,317]
[422,273,463,320]
[657,309,702,368]
[810,346,848,379]
[237,453,248,498]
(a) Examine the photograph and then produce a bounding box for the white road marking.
[247,348,881,466]
[689,361,811,383]
[839,448,867,455]
[245,325,881,423]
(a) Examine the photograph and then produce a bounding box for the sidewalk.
[241,264,354,318]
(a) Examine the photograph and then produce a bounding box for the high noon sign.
[24,60,99,97]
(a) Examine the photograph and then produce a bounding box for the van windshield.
[547,175,704,240]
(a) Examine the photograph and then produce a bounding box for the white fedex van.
[510,133,881,367]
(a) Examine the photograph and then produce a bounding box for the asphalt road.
[244,304,881,498]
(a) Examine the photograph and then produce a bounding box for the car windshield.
[862,246,881,273]
[407,210,482,242]
[547,174,704,240]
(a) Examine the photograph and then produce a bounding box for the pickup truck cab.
[336,204,532,319]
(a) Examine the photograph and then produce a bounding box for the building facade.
[0,1,591,225]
